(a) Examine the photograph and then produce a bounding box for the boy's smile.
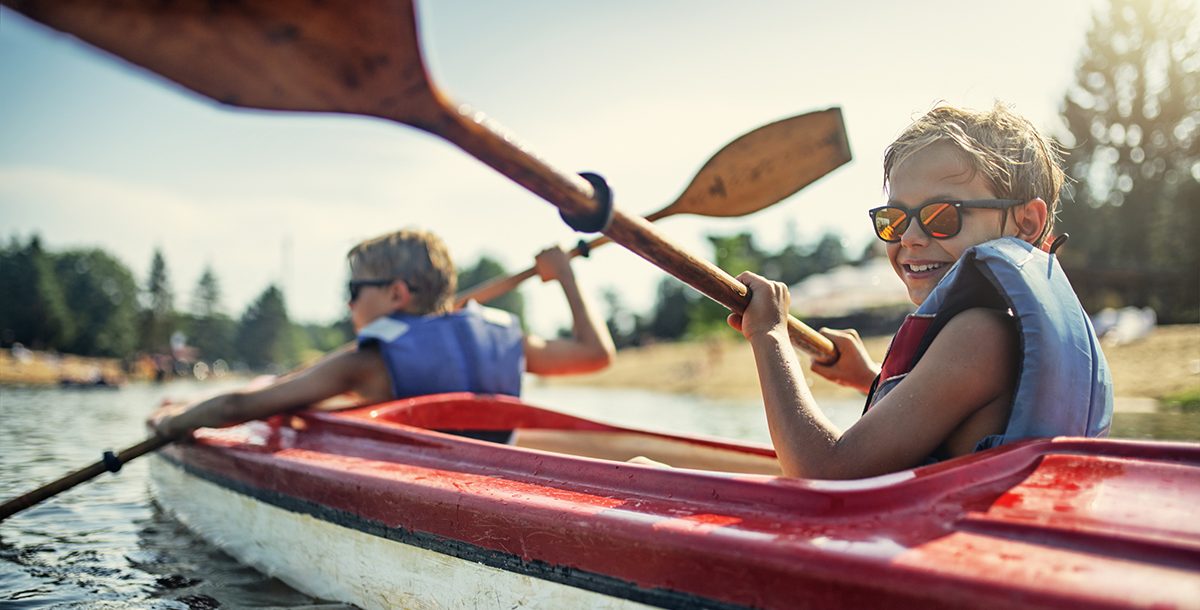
[885,143,1011,305]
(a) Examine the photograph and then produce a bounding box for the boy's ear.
[389,280,413,311]
[1014,198,1049,244]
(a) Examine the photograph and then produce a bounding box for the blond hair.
[347,228,456,315]
[883,103,1065,244]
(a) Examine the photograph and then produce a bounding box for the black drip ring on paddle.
[559,172,613,233]
[576,238,592,258]
[102,450,122,473]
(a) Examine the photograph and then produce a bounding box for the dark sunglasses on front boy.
[868,199,1023,242]
[348,278,398,303]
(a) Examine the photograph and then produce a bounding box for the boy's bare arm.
[153,348,389,437]
[737,270,1016,478]
[758,308,1016,478]
[524,246,616,375]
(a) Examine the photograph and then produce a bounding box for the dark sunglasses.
[868,199,1022,242]
[348,278,398,303]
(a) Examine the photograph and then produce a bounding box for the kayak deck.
[153,393,1200,609]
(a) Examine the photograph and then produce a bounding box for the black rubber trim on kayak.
[157,453,748,610]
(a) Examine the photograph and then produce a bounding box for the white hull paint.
[149,455,655,610]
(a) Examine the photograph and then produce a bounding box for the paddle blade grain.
[665,108,852,219]
[3,0,449,129]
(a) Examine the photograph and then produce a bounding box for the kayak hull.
[149,393,1200,609]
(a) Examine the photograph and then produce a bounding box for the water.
[1,381,1196,608]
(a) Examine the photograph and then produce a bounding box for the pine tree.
[188,266,235,361]
[138,249,176,352]
[0,236,74,349]
[235,284,295,370]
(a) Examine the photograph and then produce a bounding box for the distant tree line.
[0,230,873,365]
[0,237,352,371]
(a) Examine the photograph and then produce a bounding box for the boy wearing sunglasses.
[730,104,1112,479]
[153,228,614,437]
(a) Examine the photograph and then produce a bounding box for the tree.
[0,236,73,349]
[235,284,296,370]
[138,249,176,352]
[457,255,525,320]
[53,249,139,357]
[649,277,692,340]
[187,266,235,361]
[1059,0,1200,322]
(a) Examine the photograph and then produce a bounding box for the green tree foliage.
[0,236,73,349]
[600,287,646,348]
[457,255,525,320]
[138,249,176,352]
[235,284,296,370]
[1059,0,1200,322]
[650,278,692,340]
[687,233,770,335]
[186,266,236,361]
[53,249,139,357]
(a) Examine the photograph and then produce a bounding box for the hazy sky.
[0,1,1099,335]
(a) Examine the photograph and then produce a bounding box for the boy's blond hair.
[347,229,456,315]
[883,103,1065,245]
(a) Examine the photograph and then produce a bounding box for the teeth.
[907,262,945,273]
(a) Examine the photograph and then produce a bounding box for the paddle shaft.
[425,106,837,362]
[454,220,653,308]
[0,435,171,522]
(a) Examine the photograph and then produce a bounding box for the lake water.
[1,380,1197,608]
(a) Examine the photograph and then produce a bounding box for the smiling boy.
[153,228,615,437]
[730,104,1112,479]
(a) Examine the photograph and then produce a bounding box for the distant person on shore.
[152,228,615,437]
[730,103,1112,479]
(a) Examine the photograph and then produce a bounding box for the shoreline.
[4,325,1197,412]
[540,324,1200,412]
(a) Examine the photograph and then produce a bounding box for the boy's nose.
[899,216,931,246]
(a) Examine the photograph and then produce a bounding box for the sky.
[0,1,1101,336]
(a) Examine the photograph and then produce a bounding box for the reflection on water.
[0,381,352,609]
[1,381,1197,608]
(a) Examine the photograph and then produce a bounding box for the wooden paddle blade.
[666,108,851,219]
[2,0,447,128]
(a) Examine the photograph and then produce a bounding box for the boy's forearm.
[164,393,244,435]
[558,271,615,359]
[750,330,843,478]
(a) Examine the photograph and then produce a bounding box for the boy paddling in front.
[731,103,1112,479]
[153,228,615,437]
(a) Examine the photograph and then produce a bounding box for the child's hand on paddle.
[810,328,880,394]
[534,246,573,283]
[728,271,790,341]
[149,401,194,439]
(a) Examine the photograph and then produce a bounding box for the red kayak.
[149,392,1200,609]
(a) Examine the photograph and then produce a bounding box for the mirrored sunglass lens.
[919,203,959,238]
[873,209,908,241]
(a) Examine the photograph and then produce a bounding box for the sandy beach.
[542,324,1200,411]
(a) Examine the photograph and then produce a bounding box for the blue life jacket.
[357,300,525,398]
[866,237,1113,454]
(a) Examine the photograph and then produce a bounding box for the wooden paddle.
[454,109,850,308]
[0,0,848,521]
[3,0,845,360]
